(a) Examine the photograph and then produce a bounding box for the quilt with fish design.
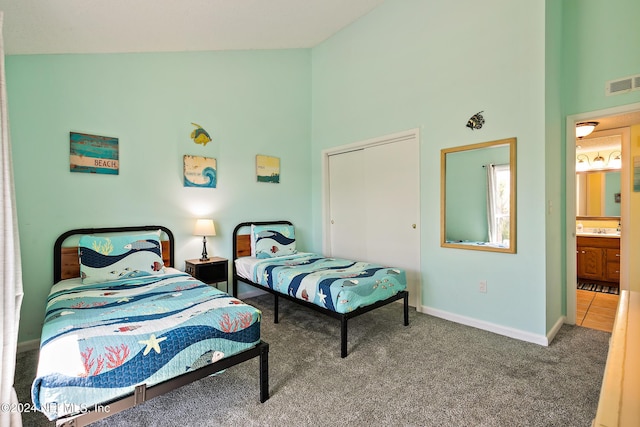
[32,269,261,421]
[249,253,407,314]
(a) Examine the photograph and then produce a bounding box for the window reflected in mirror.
[441,137,517,253]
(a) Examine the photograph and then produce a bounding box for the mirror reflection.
[575,133,621,220]
[441,137,516,253]
[576,169,620,217]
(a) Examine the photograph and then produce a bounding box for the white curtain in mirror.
[486,163,510,246]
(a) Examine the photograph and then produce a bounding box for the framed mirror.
[576,169,620,219]
[441,137,516,253]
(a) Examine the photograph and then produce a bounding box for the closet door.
[327,134,420,307]
[328,149,366,258]
[363,139,420,283]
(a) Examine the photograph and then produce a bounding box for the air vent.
[606,73,640,96]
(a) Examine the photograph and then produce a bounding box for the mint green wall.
[8,50,312,342]
[545,0,564,335]
[562,0,640,115]
[312,0,549,336]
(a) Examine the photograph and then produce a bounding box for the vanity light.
[575,121,599,138]
[576,151,622,171]
[576,154,590,171]
[592,153,605,168]
[608,151,622,169]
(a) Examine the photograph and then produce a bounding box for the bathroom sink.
[577,231,620,237]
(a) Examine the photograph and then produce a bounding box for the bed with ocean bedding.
[232,221,409,358]
[32,225,269,427]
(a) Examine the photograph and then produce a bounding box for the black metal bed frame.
[49,225,269,427]
[232,221,409,358]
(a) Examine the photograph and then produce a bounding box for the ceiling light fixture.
[575,121,599,138]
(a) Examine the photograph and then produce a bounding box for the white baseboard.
[421,305,553,346]
[17,339,40,353]
[547,316,566,343]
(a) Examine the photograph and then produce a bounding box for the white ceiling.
[576,111,640,153]
[0,0,385,55]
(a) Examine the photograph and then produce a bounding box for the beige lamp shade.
[194,219,216,236]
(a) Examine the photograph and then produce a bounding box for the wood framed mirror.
[441,137,517,253]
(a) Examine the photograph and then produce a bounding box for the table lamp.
[194,219,216,261]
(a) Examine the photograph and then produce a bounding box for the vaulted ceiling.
[0,0,385,55]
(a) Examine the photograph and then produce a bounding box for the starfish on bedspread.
[138,334,167,356]
[318,289,327,305]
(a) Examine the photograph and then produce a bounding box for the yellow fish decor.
[190,123,212,146]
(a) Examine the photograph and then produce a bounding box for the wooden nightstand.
[185,257,229,291]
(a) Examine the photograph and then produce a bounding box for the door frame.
[565,103,639,324]
[321,128,421,307]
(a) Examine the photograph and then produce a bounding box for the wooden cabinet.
[605,248,621,282]
[577,246,604,280]
[576,236,620,287]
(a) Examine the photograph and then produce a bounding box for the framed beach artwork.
[184,155,217,188]
[256,155,280,183]
[70,132,119,175]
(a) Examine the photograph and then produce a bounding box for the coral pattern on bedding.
[32,271,261,421]
[250,253,407,313]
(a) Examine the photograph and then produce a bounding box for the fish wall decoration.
[190,123,212,146]
[466,111,485,130]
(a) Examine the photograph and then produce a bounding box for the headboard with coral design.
[54,225,174,283]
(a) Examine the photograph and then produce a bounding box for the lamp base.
[200,236,209,261]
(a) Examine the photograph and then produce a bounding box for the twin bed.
[32,222,409,425]
[33,226,268,427]
[232,221,409,358]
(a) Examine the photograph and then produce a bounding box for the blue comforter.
[250,253,407,313]
[32,270,261,420]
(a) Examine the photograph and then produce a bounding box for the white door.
[326,131,421,307]
[328,149,367,258]
[363,139,420,307]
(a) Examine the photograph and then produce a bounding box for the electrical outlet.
[479,280,487,293]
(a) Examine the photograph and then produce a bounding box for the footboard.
[56,341,269,426]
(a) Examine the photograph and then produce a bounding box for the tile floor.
[576,289,619,333]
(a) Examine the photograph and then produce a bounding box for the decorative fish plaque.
[190,123,212,146]
[466,111,485,130]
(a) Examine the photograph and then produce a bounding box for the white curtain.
[0,11,24,427]
[485,163,498,244]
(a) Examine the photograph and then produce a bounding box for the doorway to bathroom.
[566,103,640,331]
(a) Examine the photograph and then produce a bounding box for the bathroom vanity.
[576,235,620,287]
